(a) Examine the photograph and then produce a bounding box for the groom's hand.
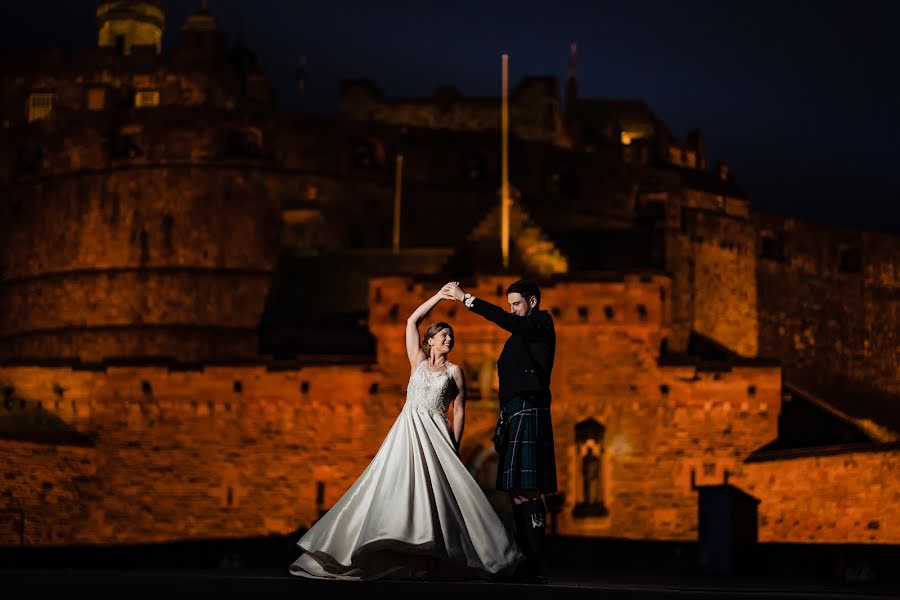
[442,282,465,302]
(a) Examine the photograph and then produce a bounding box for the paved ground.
[3,568,899,600]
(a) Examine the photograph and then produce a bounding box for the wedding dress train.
[290,361,522,580]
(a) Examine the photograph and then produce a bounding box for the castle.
[1,1,897,548]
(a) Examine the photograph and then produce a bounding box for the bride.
[289,287,522,580]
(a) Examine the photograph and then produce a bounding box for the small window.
[16,146,44,174]
[27,93,54,122]
[134,90,160,108]
[352,141,379,169]
[636,304,648,321]
[760,232,785,262]
[463,153,487,181]
[550,169,577,197]
[838,246,861,274]
[87,88,106,111]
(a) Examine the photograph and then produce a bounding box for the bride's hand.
[439,282,460,301]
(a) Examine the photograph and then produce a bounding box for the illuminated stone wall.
[2,52,237,119]
[1,273,898,546]
[684,209,759,357]
[755,213,900,398]
[0,364,388,544]
[0,113,286,361]
[0,439,98,545]
[734,448,900,543]
[97,1,165,55]
[341,78,565,144]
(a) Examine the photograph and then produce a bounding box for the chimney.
[687,128,705,169]
[717,161,730,181]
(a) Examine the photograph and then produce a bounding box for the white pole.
[393,154,403,254]
[501,54,510,269]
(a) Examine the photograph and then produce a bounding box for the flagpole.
[501,53,510,269]
[393,154,403,254]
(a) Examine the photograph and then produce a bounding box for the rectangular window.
[838,247,862,274]
[134,90,160,108]
[87,88,106,111]
[27,93,54,122]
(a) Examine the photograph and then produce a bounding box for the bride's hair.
[422,321,454,356]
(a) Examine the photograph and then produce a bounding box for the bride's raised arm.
[405,289,451,370]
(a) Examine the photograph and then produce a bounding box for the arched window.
[464,357,497,401]
[226,126,262,157]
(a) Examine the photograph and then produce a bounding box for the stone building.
[0,1,897,548]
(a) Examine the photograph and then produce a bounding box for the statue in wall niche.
[582,446,601,505]
[573,417,606,517]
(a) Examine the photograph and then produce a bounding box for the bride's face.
[429,328,454,356]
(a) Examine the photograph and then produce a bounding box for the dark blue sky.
[4,1,899,233]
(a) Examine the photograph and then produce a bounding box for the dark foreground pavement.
[2,568,899,600]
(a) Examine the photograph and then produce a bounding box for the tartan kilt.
[496,394,557,493]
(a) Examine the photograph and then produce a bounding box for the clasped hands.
[439,281,466,302]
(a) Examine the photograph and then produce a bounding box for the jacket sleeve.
[469,297,553,338]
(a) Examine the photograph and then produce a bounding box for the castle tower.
[176,1,227,59]
[0,2,283,364]
[96,0,165,54]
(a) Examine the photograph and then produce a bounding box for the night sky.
[3,1,899,234]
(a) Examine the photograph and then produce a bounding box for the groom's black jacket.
[468,297,555,405]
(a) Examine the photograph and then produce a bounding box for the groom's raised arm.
[468,297,552,338]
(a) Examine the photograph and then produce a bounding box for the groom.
[443,280,557,584]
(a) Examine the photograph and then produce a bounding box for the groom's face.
[507,292,535,317]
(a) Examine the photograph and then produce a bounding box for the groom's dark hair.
[506,280,541,308]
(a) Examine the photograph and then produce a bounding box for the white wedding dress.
[290,360,522,580]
